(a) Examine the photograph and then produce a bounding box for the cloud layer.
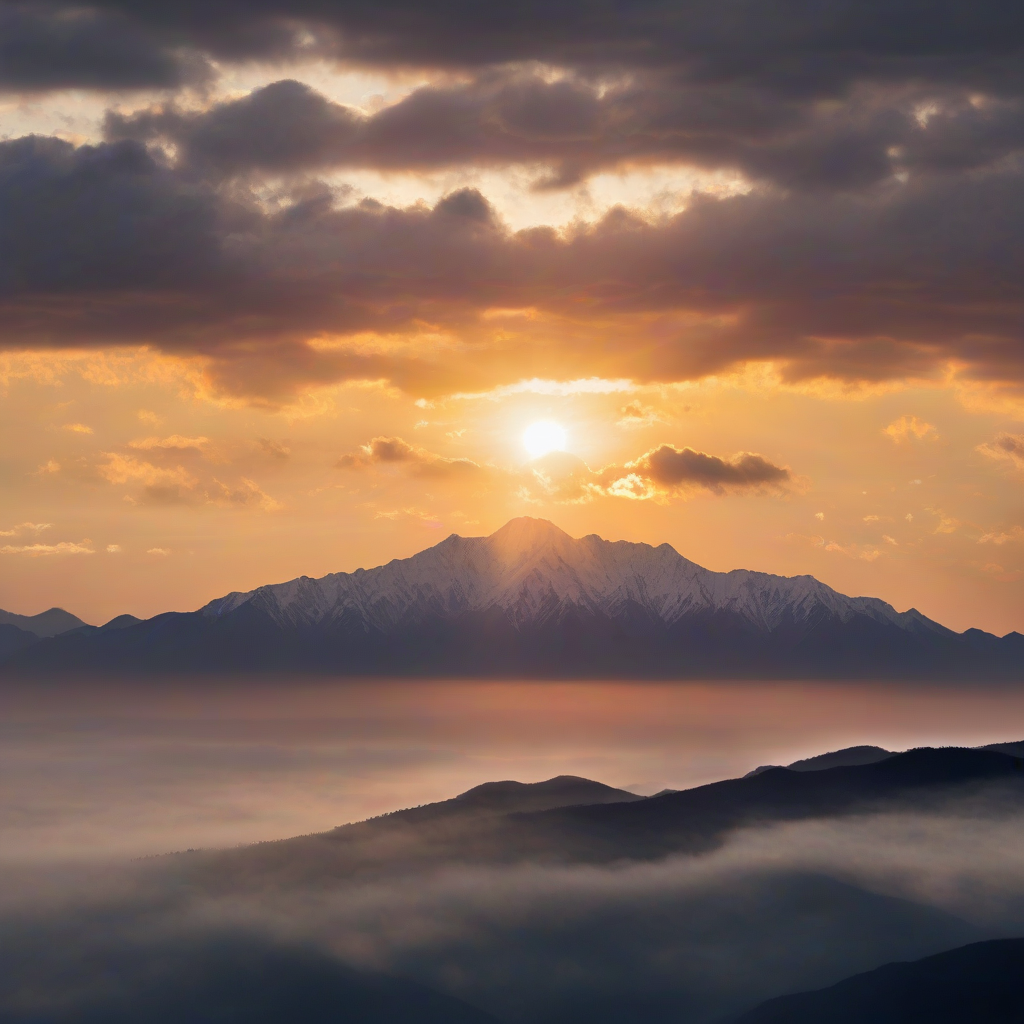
[0,1,1020,406]
[1,132,1022,402]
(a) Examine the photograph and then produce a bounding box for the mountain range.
[2,517,1022,677]
[175,744,1024,889]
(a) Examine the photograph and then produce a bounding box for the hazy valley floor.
[2,679,1023,1023]
[3,678,1024,860]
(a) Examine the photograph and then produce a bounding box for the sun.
[523,420,567,459]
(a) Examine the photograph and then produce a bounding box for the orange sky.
[2,343,1022,634]
[2,22,1023,635]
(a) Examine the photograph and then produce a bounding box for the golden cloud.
[0,541,94,556]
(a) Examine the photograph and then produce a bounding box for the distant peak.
[491,516,570,536]
[488,517,572,545]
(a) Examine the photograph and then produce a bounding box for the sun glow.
[523,420,567,459]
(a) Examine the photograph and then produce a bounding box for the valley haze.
[3,518,1021,679]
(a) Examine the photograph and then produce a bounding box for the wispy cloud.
[977,434,1024,471]
[338,437,483,479]
[883,416,936,443]
[0,522,52,537]
[0,541,93,556]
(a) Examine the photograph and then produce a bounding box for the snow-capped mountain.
[201,517,945,638]
[4,518,1021,678]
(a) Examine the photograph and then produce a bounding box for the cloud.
[930,510,962,535]
[106,544,122,553]
[129,435,210,452]
[518,444,791,504]
[0,3,1020,412]
[3,801,1020,1024]
[146,547,170,556]
[0,541,93,556]
[884,416,937,443]
[787,534,883,562]
[826,541,881,562]
[0,3,210,92]
[518,451,610,505]
[209,478,282,512]
[626,445,790,493]
[372,507,442,527]
[257,438,290,460]
[4,132,1022,406]
[978,526,1024,545]
[62,422,93,434]
[617,402,664,429]
[977,434,1024,470]
[103,71,1024,198]
[1,132,1023,405]
[0,522,51,537]
[338,437,483,479]
[9,1,1024,115]
[106,80,362,177]
[98,451,280,510]
[98,452,198,490]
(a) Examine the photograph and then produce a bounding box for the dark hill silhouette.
[729,937,1024,1023]
[0,606,87,637]
[453,775,643,813]
[0,623,38,661]
[981,740,1024,758]
[176,746,1024,892]
[504,745,1024,864]
[745,744,895,776]
[786,745,895,771]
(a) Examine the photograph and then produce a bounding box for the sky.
[1,0,1023,634]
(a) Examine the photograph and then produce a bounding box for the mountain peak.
[8,520,1021,679]
[487,516,572,547]
[0,606,89,638]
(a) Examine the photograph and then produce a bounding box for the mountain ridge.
[728,937,1024,1024]
[199,517,954,638]
[3,518,1022,678]
[170,745,1024,891]
[0,606,88,637]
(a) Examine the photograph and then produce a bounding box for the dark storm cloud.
[0,3,209,92]
[107,80,364,176]
[6,0,1023,92]
[630,446,791,492]
[105,73,1024,191]
[1,131,1023,402]
[0,135,223,292]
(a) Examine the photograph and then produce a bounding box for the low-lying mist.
[4,677,1024,860]
[4,800,1023,1024]
[3,679,1024,1022]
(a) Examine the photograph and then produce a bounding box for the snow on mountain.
[201,517,946,637]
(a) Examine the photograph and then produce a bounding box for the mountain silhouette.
[3,519,1022,677]
[728,937,1024,1023]
[175,746,1024,890]
[745,744,896,776]
[0,606,87,637]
